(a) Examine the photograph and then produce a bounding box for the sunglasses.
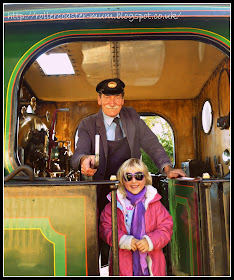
[123,172,145,182]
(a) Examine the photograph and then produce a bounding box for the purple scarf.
[126,187,150,276]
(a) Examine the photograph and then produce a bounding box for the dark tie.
[113,117,123,141]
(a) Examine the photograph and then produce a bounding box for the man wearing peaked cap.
[71,77,186,212]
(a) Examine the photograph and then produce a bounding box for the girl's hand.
[136,238,149,252]
[131,237,139,251]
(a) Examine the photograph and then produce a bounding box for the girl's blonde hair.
[117,158,152,196]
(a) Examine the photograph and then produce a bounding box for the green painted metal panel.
[4,184,99,276]
[168,179,201,276]
[4,228,54,276]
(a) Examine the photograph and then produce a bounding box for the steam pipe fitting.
[4,165,35,182]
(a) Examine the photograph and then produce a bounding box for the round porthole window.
[202,100,213,134]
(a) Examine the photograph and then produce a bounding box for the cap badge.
[108,81,117,88]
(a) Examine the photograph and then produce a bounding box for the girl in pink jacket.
[99,158,173,276]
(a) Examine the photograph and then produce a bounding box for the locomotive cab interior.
[16,39,230,180]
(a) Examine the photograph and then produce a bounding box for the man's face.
[98,93,124,117]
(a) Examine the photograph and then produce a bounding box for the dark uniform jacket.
[70,106,171,179]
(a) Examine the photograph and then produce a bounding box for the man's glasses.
[123,172,145,182]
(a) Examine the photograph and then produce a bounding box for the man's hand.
[81,155,97,177]
[164,165,187,178]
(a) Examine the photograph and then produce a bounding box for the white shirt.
[102,111,125,140]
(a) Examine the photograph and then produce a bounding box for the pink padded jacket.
[99,185,173,276]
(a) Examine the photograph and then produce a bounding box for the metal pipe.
[94,134,100,169]
[110,176,119,276]
[205,186,215,274]
[5,178,119,186]
[4,165,35,182]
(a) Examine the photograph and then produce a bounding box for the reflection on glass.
[202,100,213,134]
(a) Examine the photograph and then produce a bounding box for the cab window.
[140,114,175,174]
